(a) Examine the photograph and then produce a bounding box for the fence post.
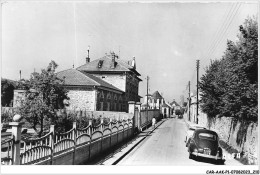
[49,125,55,165]
[101,117,104,132]
[128,101,135,114]
[88,119,92,160]
[88,119,92,136]
[9,121,23,165]
[100,118,104,152]
[72,122,76,165]
[135,102,142,133]
[109,118,112,129]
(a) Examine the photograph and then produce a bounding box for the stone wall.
[198,113,258,165]
[140,109,160,128]
[66,90,96,111]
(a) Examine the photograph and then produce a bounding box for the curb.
[110,119,167,165]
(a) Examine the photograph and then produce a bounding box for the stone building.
[56,68,124,111]
[12,52,142,112]
[76,52,142,112]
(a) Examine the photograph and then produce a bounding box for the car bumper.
[191,152,224,160]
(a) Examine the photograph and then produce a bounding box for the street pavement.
[115,117,243,166]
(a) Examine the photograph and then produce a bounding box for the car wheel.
[189,153,193,159]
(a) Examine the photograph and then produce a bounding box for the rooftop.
[56,69,123,93]
[76,55,141,76]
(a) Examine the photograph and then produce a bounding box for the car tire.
[189,153,193,159]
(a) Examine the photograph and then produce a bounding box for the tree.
[17,61,69,137]
[199,16,258,122]
[1,79,16,107]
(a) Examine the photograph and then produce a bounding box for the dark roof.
[56,69,123,93]
[76,55,141,76]
[152,91,163,100]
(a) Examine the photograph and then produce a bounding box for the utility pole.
[196,60,200,124]
[146,76,149,125]
[188,81,190,121]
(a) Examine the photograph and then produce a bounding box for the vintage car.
[188,129,225,162]
[185,124,206,147]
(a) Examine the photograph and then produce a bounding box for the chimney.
[111,51,116,69]
[131,56,136,69]
[86,46,90,63]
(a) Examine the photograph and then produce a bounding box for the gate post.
[9,119,24,165]
[135,102,142,132]
[72,122,77,165]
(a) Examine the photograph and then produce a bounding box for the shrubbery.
[199,17,258,122]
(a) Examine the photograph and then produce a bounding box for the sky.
[1,1,258,104]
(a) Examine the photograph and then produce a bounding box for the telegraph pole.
[196,60,200,124]
[146,76,149,125]
[188,81,190,121]
[19,70,21,80]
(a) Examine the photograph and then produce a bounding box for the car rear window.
[198,133,217,141]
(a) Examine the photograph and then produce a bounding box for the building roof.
[162,102,171,108]
[152,91,163,100]
[170,100,180,106]
[56,69,123,93]
[76,55,141,76]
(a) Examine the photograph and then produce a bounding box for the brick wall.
[66,90,96,111]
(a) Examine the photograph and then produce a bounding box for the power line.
[200,2,240,65]
[205,3,242,61]
[202,3,238,61]
[207,3,242,60]
[201,3,235,61]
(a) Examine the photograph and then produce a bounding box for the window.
[198,133,217,141]
[107,102,110,111]
[98,60,104,68]
[114,103,117,111]
[100,102,103,111]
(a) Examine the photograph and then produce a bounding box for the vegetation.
[17,61,69,137]
[1,79,16,107]
[199,17,258,122]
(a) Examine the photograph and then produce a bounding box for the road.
[117,118,242,165]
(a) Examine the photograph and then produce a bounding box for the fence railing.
[1,117,133,165]
[1,137,14,165]
[1,101,157,165]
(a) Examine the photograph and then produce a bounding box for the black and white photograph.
[1,0,259,174]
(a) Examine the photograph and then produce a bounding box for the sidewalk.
[101,118,167,165]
